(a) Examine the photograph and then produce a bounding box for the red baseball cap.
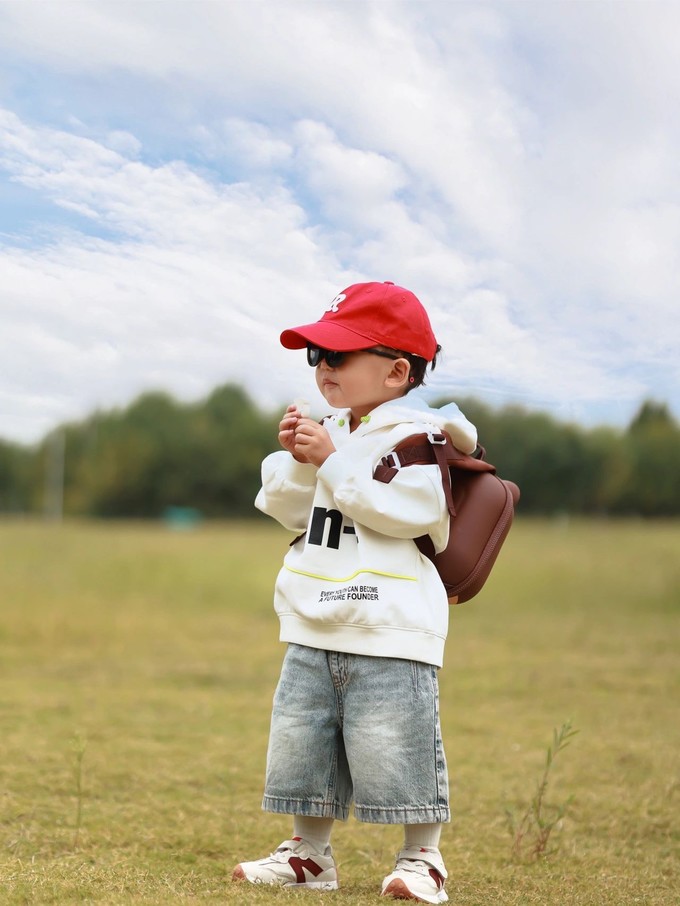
[280,281,438,361]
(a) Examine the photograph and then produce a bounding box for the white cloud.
[218,119,293,170]
[0,111,345,439]
[293,121,408,225]
[0,1,679,442]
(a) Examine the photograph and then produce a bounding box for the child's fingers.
[279,414,300,451]
[296,422,329,445]
[295,418,321,434]
[279,414,299,432]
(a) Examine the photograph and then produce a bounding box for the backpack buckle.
[426,428,447,445]
[383,450,402,471]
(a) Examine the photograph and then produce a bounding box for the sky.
[1,0,679,445]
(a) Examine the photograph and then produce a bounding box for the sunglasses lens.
[306,346,346,367]
[326,350,345,368]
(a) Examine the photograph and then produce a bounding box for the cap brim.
[280,322,378,351]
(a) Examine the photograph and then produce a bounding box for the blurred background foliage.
[1,386,678,518]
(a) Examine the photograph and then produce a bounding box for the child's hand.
[278,404,306,460]
[293,419,336,467]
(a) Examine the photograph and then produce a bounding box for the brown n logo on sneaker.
[288,856,325,884]
[428,867,445,889]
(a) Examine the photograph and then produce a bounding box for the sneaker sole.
[232,865,339,890]
[382,877,448,903]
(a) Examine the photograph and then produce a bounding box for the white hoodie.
[255,396,477,667]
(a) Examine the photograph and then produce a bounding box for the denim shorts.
[262,644,450,824]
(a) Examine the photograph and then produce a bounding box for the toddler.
[232,281,477,903]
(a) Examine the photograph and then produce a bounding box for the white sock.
[293,816,335,853]
[404,823,443,850]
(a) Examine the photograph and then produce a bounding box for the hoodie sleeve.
[254,451,318,532]
[316,449,450,553]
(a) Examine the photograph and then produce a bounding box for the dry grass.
[0,517,679,904]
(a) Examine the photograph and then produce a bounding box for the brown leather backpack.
[373,431,520,603]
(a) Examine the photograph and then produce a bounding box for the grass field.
[0,517,679,905]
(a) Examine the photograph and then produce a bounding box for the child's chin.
[322,390,345,407]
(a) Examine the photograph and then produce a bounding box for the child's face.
[314,348,409,423]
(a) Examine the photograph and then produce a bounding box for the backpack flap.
[374,432,520,604]
[424,466,519,602]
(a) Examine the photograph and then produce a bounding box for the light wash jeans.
[262,643,450,824]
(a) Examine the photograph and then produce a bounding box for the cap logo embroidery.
[327,293,346,313]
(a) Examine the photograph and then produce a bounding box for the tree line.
[1,385,678,518]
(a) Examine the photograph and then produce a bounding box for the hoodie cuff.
[286,457,318,485]
[315,450,346,490]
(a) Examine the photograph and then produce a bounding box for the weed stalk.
[506,720,578,860]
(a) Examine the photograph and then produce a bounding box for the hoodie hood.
[329,395,478,455]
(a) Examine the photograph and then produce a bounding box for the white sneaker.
[232,836,339,890]
[381,845,448,903]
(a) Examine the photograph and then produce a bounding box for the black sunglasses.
[306,345,401,368]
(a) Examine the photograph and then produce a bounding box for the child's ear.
[385,358,411,390]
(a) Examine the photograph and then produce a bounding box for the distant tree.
[582,426,629,514]
[55,385,280,517]
[435,396,680,516]
[618,400,680,515]
[0,440,34,513]
[195,384,280,514]
[2,389,678,518]
[628,400,676,433]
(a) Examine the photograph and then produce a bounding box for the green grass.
[0,517,679,904]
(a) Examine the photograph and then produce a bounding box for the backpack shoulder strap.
[373,431,494,517]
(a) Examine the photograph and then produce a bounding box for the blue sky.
[1,0,679,443]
